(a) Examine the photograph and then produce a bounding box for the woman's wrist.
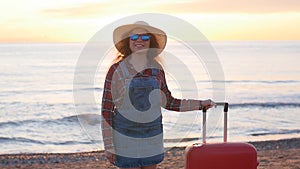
[199,100,203,110]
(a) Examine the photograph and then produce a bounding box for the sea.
[0,41,299,154]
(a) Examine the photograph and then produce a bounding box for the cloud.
[40,0,300,22]
[42,0,300,19]
[43,3,114,18]
[157,0,300,14]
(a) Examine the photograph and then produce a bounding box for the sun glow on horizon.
[1,0,300,42]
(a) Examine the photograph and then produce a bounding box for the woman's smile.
[129,28,150,53]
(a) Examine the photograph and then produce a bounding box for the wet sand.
[0,138,299,169]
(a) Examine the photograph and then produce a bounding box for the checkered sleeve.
[101,63,118,152]
[160,69,202,111]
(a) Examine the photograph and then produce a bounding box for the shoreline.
[1,138,299,169]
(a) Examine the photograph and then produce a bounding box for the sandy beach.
[1,138,299,169]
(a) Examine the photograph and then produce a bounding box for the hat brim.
[113,23,167,55]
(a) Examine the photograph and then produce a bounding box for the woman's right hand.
[105,150,116,164]
[201,99,216,110]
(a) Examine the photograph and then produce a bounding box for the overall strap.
[120,61,131,79]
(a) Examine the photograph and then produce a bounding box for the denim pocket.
[129,86,154,111]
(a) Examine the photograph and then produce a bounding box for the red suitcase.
[184,102,259,169]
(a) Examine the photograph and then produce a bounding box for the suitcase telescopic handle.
[202,102,229,144]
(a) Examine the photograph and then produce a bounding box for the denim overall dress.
[113,61,164,168]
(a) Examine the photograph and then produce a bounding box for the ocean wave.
[0,87,102,96]
[197,80,300,84]
[229,102,300,108]
[164,136,222,143]
[0,136,92,145]
[249,129,300,136]
[0,114,101,128]
[0,137,44,144]
[0,121,20,127]
[164,129,300,143]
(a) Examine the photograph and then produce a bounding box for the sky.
[1,0,300,42]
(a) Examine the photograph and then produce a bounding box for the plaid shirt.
[101,61,202,152]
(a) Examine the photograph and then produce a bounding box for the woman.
[101,21,215,169]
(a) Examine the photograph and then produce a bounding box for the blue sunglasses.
[130,34,151,41]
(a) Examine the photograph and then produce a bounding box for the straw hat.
[113,21,167,55]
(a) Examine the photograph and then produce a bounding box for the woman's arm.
[101,64,118,163]
[159,69,214,111]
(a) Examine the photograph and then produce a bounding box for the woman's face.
[129,28,150,54]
